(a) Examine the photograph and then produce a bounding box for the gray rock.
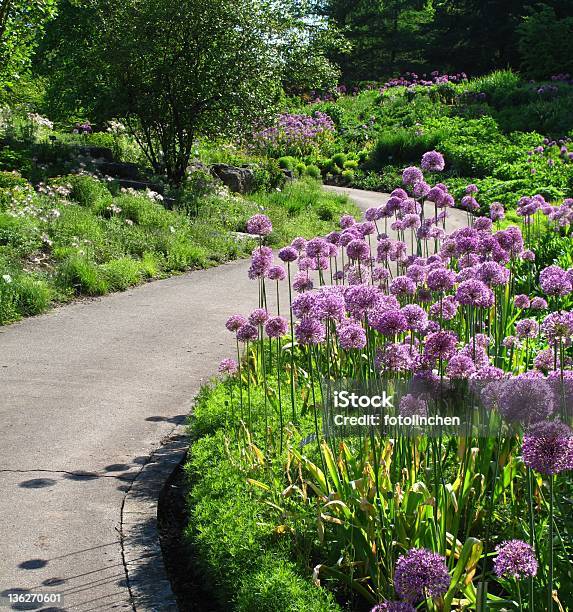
[210,163,254,194]
[94,160,141,180]
[75,146,115,161]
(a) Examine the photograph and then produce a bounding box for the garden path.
[0,188,466,611]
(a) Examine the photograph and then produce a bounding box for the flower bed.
[184,153,573,611]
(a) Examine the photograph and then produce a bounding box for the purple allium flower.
[306,237,330,258]
[494,540,538,581]
[218,358,238,375]
[288,239,306,255]
[522,421,573,475]
[345,284,380,316]
[346,239,371,261]
[515,318,539,339]
[412,181,431,198]
[401,304,428,332]
[402,166,424,186]
[278,246,298,263]
[268,265,286,281]
[394,548,450,603]
[316,289,346,321]
[295,318,326,345]
[338,322,367,350]
[406,264,425,283]
[400,198,421,214]
[340,214,356,229]
[292,293,317,319]
[371,603,416,612]
[502,335,520,349]
[249,308,269,326]
[534,348,557,371]
[421,150,445,172]
[477,261,510,287]
[446,353,476,378]
[357,221,376,237]
[375,343,413,372]
[402,213,421,230]
[424,330,458,361]
[429,295,458,320]
[391,188,408,200]
[372,267,390,284]
[490,202,505,221]
[427,267,455,292]
[498,376,555,424]
[369,310,408,337]
[427,186,445,204]
[474,217,493,232]
[390,276,416,297]
[460,195,479,212]
[226,314,247,332]
[471,365,505,381]
[399,394,428,418]
[540,265,572,296]
[531,296,548,310]
[521,249,535,262]
[236,323,259,342]
[541,311,573,341]
[465,183,478,194]
[514,294,531,309]
[265,315,288,338]
[249,246,274,279]
[292,272,313,292]
[246,214,272,236]
[456,279,494,308]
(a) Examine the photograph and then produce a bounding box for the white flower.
[2,274,12,284]
[169,225,175,234]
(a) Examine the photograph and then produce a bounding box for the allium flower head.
[226,314,247,332]
[340,214,356,229]
[531,296,547,310]
[268,265,286,281]
[337,322,367,350]
[293,272,313,292]
[236,323,258,343]
[218,358,238,375]
[400,304,428,332]
[402,166,424,186]
[427,267,455,292]
[248,308,269,326]
[265,315,288,338]
[390,276,416,297]
[515,318,539,339]
[456,279,494,308]
[394,548,450,603]
[498,376,555,424]
[295,318,326,345]
[346,239,371,261]
[539,265,572,296]
[446,353,476,378]
[424,330,458,361]
[541,311,573,341]
[246,214,272,236]
[371,602,416,612]
[494,540,538,581]
[369,310,408,337]
[421,150,445,172]
[292,293,318,319]
[514,294,530,309]
[278,246,298,263]
[522,421,573,475]
[490,202,505,221]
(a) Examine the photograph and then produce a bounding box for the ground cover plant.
[186,152,573,611]
[0,167,356,325]
[249,70,573,213]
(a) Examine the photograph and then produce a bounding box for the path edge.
[121,426,189,611]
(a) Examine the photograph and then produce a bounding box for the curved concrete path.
[0,188,467,611]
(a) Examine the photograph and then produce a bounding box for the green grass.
[0,172,358,325]
[184,383,342,612]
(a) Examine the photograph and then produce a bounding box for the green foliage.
[0,0,57,90]
[41,0,283,184]
[13,275,52,315]
[64,174,113,209]
[304,164,321,179]
[517,5,573,79]
[56,255,108,296]
[100,257,142,291]
[278,156,297,171]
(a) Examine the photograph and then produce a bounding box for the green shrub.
[304,164,321,180]
[111,194,172,229]
[0,170,30,190]
[278,156,297,171]
[100,257,142,291]
[0,213,42,256]
[140,252,162,278]
[64,175,113,209]
[331,152,346,168]
[56,256,108,295]
[166,238,208,271]
[295,162,306,177]
[343,159,358,169]
[13,276,53,316]
[341,169,355,182]
[236,556,340,612]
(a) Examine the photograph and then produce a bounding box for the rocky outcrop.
[210,163,254,194]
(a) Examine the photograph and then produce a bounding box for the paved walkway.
[0,188,466,611]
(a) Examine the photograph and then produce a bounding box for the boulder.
[76,146,115,161]
[210,163,254,194]
[93,160,141,180]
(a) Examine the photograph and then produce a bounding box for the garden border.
[120,425,189,611]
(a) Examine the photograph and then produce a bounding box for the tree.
[0,0,57,90]
[41,0,284,184]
